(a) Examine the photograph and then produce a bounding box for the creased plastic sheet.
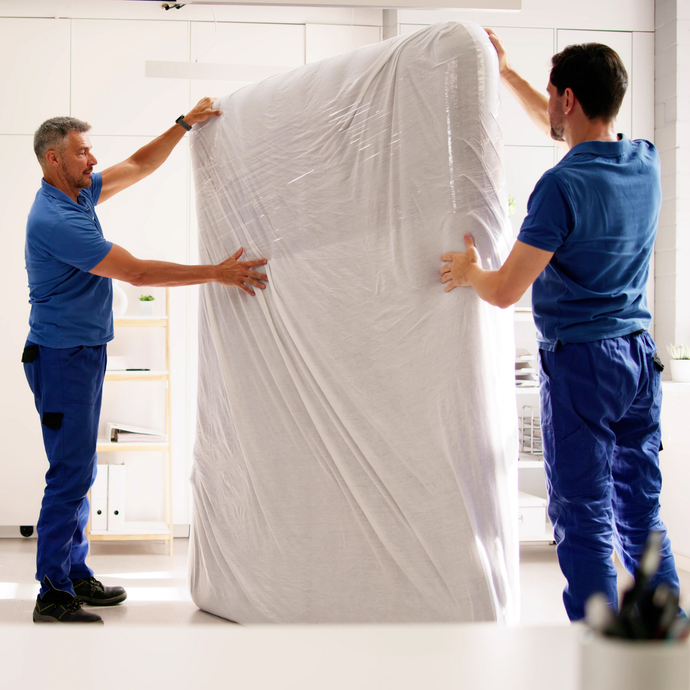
[189,21,519,624]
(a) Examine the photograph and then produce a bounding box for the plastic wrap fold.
[189,21,519,624]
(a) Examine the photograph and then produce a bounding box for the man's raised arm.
[485,28,566,148]
[98,97,221,204]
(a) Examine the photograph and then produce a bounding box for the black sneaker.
[71,577,127,606]
[33,588,103,624]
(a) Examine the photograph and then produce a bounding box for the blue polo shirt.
[25,172,114,348]
[517,136,659,351]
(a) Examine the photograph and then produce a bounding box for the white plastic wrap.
[189,21,519,624]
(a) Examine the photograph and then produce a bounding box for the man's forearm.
[465,264,514,308]
[124,259,219,287]
[91,243,268,295]
[128,126,187,179]
[502,68,551,138]
[129,102,215,178]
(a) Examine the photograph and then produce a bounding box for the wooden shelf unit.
[87,289,173,555]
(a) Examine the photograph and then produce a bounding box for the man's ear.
[563,87,576,115]
[44,149,60,169]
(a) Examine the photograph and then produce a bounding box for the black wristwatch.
[175,115,192,131]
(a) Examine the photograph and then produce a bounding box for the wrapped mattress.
[189,21,519,624]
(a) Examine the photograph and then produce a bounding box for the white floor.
[2,537,688,625]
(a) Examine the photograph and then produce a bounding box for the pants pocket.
[547,424,609,499]
[60,346,104,404]
[42,412,64,430]
[22,344,39,363]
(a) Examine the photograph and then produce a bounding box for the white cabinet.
[518,491,548,541]
[503,144,556,252]
[0,18,70,135]
[659,383,690,563]
[189,22,305,104]
[306,24,381,63]
[71,19,190,136]
[517,383,553,543]
[492,27,556,148]
[0,137,49,527]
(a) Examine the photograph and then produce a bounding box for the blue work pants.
[23,340,107,597]
[538,331,680,621]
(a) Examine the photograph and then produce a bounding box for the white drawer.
[518,491,547,541]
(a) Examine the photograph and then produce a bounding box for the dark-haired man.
[440,33,681,620]
[25,98,268,624]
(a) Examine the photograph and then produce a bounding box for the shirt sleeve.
[517,171,574,253]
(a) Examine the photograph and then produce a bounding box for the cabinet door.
[0,137,48,524]
[306,24,381,63]
[493,27,556,148]
[631,31,654,143]
[557,30,633,140]
[89,137,188,264]
[503,145,556,238]
[0,18,70,135]
[189,22,305,104]
[71,19,190,136]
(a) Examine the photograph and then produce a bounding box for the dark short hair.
[33,116,91,163]
[550,43,628,122]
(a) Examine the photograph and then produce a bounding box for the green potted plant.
[139,294,155,317]
[667,344,690,383]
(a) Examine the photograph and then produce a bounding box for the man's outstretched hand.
[217,247,268,296]
[440,234,481,292]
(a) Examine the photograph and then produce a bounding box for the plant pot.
[670,359,690,383]
[139,301,155,317]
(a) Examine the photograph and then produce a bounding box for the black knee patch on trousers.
[42,412,64,430]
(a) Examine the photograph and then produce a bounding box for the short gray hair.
[33,116,91,163]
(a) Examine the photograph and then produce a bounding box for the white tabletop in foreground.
[0,622,582,690]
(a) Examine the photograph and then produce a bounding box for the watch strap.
[175,115,192,131]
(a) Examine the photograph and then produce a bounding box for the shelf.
[519,458,544,469]
[520,524,554,543]
[514,308,534,323]
[89,520,171,541]
[519,491,546,508]
[97,440,169,452]
[516,386,540,395]
[113,316,168,328]
[104,370,168,382]
[89,289,173,555]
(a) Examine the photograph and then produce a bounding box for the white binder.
[107,464,126,531]
[90,465,108,532]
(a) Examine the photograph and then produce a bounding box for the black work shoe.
[71,577,127,606]
[33,589,103,624]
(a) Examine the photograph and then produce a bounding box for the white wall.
[0,0,383,531]
[0,0,660,533]
[655,0,690,363]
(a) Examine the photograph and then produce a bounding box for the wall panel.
[71,19,190,136]
[0,18,70,134]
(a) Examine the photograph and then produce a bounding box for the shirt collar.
[562,134,631,161]
[40,177,89,208]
